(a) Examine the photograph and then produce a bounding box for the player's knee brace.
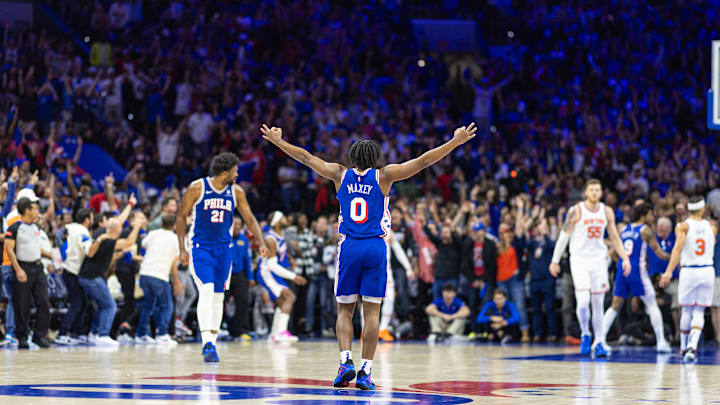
[691,307,706,330]
[680,306,693,332]
[196,283,215,331]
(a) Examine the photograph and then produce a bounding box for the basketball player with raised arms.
[261,122,477,390]
[549,179,631,358]
[660,196,717,362]
[599,203,672,353]
[176,152,268,363]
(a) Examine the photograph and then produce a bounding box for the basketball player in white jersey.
[550,179,631,357]
[660,196,717,362]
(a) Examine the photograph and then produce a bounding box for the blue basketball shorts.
[613,264,655,299]
[189,241,233,293]
[335,235,387,303]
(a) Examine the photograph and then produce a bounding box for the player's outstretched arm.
[176,181,202,266]
[263,236,306,285]
[379,123,477,192]
[642,226,670,260]
[234,185,269,257]
[261,124,345,189]
[660,222,688,288]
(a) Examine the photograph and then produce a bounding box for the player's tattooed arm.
[642,226,670,260]
[176,181,202,266]
[560,206,578,234]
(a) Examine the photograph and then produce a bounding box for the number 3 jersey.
[189,177,236,245]
[681,218,714,267]
[569,202,608,260]
[337,168,390,238]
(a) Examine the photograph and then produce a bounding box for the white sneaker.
[95,336,119,347]
[74,335,89,345]
[54,335,78,346]
[683,348,697,363]
[656,340,672,353]
[174,319,192,336]
[267,334,276,343]
[117,333,135,345]
[88,333,98,345]
[155,335,178,346]
[449,334,469,343]
[427,333,438,344]
[134,336,156,345]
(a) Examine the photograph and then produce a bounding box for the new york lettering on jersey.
[337,169,390,238]
[190,177,236,245]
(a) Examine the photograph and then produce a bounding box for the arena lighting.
[417,59,426,68]
[510,170,517,178]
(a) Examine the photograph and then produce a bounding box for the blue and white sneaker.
[333,360,356,388]
[580,335,592,355]
[355,370,375,391]
[594,343,608,358]
[202,342,219,363]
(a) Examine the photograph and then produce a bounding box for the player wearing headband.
[660,196,718,362]
[258,211,307,342]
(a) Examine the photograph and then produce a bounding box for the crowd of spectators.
[1,0,720,348]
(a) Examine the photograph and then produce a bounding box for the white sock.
[591,293,605,345]
[640,295,667,344]
[575,291,591,337]
[680,306,692,351]
[270,308,283,336]
[601,307,617,343]
[278,312,290,334]
[681,333,689,352]
[340,350,352,363]
[210,332,218,345]
[201,331,213,345]
[359,359,372,374]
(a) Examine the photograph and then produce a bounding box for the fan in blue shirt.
[476,289,520,343]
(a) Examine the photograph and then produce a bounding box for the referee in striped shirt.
[4,197,53,349]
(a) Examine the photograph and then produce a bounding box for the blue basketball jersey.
[618,223,647,273]
[190,177,235,245]
[337,168,390,238]
[266,230,291,268]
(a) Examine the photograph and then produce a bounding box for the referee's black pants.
[12,261,50,342]
[227,272,250,337]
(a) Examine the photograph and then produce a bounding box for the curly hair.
[210,152,240,176]
[347,140,382,171]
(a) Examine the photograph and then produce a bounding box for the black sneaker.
[17,339,29,349]
[33,337,51,348]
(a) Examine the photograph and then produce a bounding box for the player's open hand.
[453,122,477,144]
[621,259,631,277]
[260,124,282,143]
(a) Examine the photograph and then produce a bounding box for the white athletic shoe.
[656,340,672,353]
[135,336,157,345]
[88,333,98,345]
[116,333,135,345]
[54,335,78,346]
[683,348,697,363]
[95,336,119,347]
[174,319,193,336]
[155,335,178,346]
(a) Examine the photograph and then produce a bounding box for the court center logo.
[0,377,472,404]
